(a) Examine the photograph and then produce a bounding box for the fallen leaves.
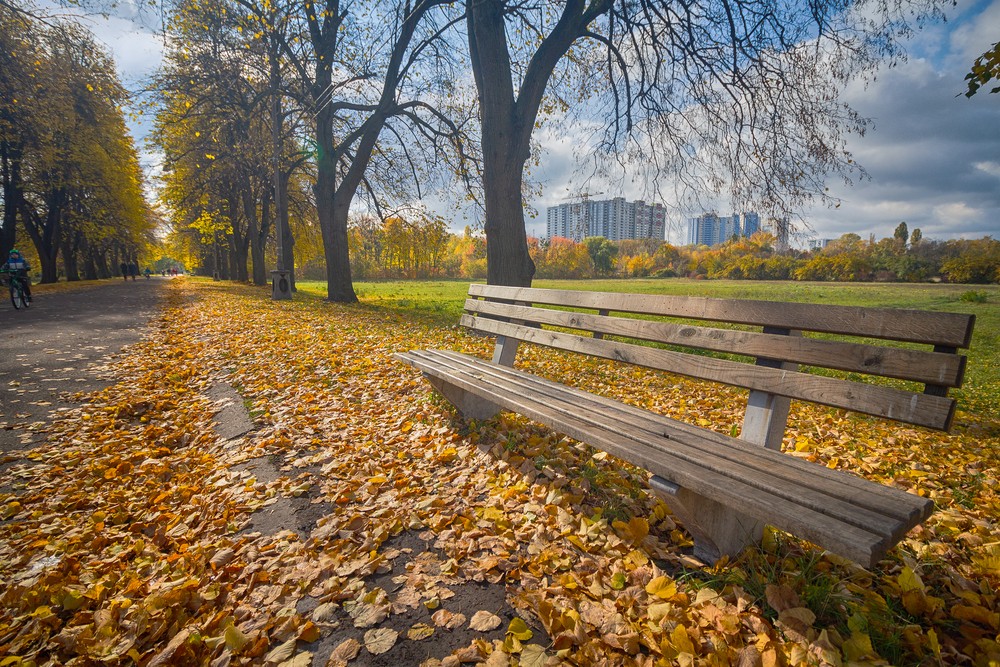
[0,280,998,667]
[363,627,397,655]
[469,610,502,632]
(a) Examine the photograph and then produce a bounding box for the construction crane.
[558,191,605,240]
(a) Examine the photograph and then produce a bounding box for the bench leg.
[425,375,503,421]
[650,476,763,563]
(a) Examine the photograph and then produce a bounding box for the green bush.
[960,290,989,303]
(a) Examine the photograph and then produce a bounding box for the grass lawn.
[297,278,1000,426]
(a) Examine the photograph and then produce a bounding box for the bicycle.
[2,269,30,309]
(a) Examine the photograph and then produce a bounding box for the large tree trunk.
[1,141,23,259]
[482,146,534,287]
[315,106,357,302]
[279,170,296,291]
[467,0,610,286]
[247,186,271,286]
[93,244,109,278]
[227,193,249,282]
[61,231,81,281]
[81,236,99,281]
[22,188,65,284]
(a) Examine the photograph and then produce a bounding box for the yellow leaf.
[927,628,941,658]
[610,572,627,590]
[670,624,695,655]
[225,622,249,652]
[645,576,677,600]
[842,632,876,661]
[898,566,925,593]
[297,622,321,643]
[507,617,533,641]
[407,623,435,640]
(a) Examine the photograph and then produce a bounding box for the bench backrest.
[461,285,975,436]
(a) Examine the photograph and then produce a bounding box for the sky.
[81,0,1000,247]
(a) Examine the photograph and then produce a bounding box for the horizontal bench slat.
[464,299,966,387]
[425,348,932,530]
[469,284,975,348]
[397,350,911,566]
[461,314,957,431]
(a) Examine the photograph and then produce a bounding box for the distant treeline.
[330,217,999,284]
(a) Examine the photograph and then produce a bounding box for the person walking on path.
[120,261,128,281]
[128,261,138,281]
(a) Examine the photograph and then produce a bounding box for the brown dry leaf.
[326,637,361,667]
[764,584,800,614]
[277,653,313,667]
[264,638,298,664]
[520,644,548,667]
[469,610,502,632]
[432,608,467,630]
[364,627,398,655]
[147,628,192,667]
[352,602,389,628]
[312,602,338,623]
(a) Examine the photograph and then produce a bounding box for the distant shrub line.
[314,221,1000,284]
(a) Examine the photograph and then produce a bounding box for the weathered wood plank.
[416,349,930,538]
[427,348,931,523]
[468,284,975,348]
[397,350,894,566]
[464,299,966,387]
[460,315,956,431]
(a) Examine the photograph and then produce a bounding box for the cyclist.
[2,249,32,302]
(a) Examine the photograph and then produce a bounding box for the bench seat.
[396,284,973,566]
[396,347,933,568]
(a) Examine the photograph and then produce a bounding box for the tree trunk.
[280,170,296,291]
[467,0,610,286]
[482,147,534,286]
[315,106,358,302]
[62,231,80,281]
[82,237,99,280]
[247,186,271,286]
[227,193,249,282]
[1,141,23,259]
[94,244,110,278]
[22,189,65,284]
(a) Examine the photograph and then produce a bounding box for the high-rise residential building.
[686,211,760,246]
[741,212,761,236]
[766,217,791,251]
[546,198,666,242]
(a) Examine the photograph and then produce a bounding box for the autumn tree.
[1,13,151,281]
[274,0,471,302]
[965,41,1000,96]
[465,0,943,287]
[154,0,310,285]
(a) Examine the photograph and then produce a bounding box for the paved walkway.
[0,277,167,453]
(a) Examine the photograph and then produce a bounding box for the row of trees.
[152,0,944,300]
[331,214,999,284]
[0,7,155,282]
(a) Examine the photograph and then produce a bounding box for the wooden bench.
[395,285,975,568]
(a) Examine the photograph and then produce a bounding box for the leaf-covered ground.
[1,280,998,666]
